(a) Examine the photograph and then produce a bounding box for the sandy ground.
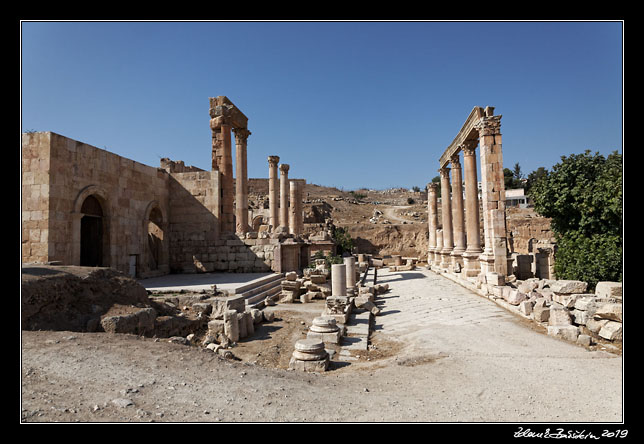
[20,268,623,424]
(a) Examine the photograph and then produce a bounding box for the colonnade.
[428,106,511,285]
[210,96,304,237]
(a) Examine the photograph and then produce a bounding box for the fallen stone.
[598,321,622,341]
[112,398,134,408]
[211,295,245,320]
[547,325,579,342]
[549,280,588,295]
[595,281,622,300]
[592,303,622,322]
[285,271,298,281]
[249,308,263,324]
[532,299,550,322]
[548,303,572,326]
[576,334,592,347]
[519,300,534,316]
[263,311,275,322]
[586,318,609,334]
[507,289,528,306]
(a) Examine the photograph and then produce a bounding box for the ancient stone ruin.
[426,106,622,347]
[21,96,331,279]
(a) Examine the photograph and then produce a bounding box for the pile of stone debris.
[490,278,622,347]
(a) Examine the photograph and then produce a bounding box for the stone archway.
[72,185,111,267]
[80,195,104,266]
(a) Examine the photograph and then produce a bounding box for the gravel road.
[21,268,623,423]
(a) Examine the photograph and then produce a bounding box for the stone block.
[549,280,588,295]
[532,299,550,323]
[306,329,342,344]
[507,289,528,306]
[547,325,579,342]
[552,293,580,309]
[595,281,622,299]
[577,334,592,347]
[598,321,622,341]
[211,295,246,320]
[519,300,534,316]
[592,302,622,322]
[279,290,298,303]
[570,309,589,325]
[288,355,329,372]
[300,292,313,303]
[487,273,505,286]
[585,318,609,334]
[249,308,263,324]
[207,319,225,336]
[223,309,239,342]
[573,295,599,311]
[548,303,572,326]
[285,271,298,281]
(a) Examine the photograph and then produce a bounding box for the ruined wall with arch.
[21,132,169,276]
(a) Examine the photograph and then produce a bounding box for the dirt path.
[381,205,413,224]
[21,269,622,423]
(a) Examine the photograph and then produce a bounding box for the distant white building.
[505,188,529,208]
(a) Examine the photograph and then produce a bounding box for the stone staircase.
[235,273,284,308]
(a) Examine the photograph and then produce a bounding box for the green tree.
[525,166,548,194]
[529,150,622,289]
[332,226,354,256]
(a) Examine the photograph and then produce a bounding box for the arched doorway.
[80,195,104,266]
[147,206,164,271]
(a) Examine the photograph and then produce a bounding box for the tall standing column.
[475,109,508,283]
[279,164,290,231]
[211,113,234,233]
[439,167,453,270]
[450,153,465,271]
[289,180,298,235]
[427,182,439,266]
[461,142,482,277]
[234,128,251,234]
[268,156,280,231]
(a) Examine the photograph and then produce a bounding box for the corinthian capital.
[459,139,478,156]
[438,166,450,178]
[268,155,280,166]
[233,127,251,144]
[279,163,290,174]
[474,115,502,136]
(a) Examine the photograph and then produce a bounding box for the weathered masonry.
[21,96,314,278]
[428,106,511,286]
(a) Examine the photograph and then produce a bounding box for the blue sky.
[21,21,622,190]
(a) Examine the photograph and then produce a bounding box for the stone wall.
[21,132,52,263]
[22,132,170,276]
[167,170,221,273]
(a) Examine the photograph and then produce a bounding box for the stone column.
[344,256,356,296]
[475,109,509,284]
[427,182,439,266]
[296,180,305,235]
[461,142,482,277]
[450,153,465,271]
[331,263,347,297]
[289,180,299,235]
[268,156,280,231]
[210,115,234,233]
[279,164,290,231]
[439,167,453,270]
[234,128,251,234]
[436,229,444,270]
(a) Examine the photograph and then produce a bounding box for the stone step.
[234,273,284,297]
[246,284,282,308]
